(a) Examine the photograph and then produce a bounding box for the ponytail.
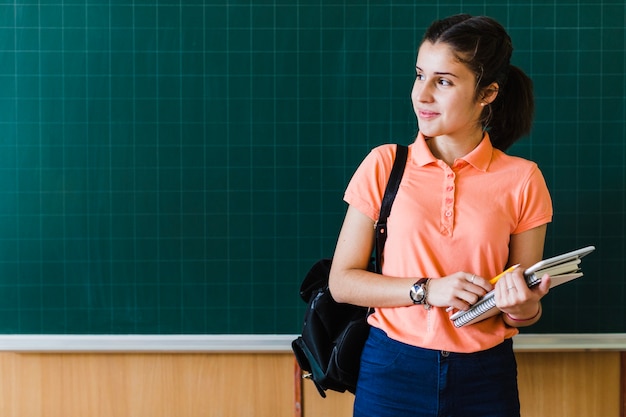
[487,65,535,151]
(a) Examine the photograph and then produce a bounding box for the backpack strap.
[374,144,408,274]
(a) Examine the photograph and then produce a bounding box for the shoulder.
[488,149,551,202]
[491,148,542,177]
[368,143,399,163]
[492,150,552,207]
[358,143,402,178]
[344,143,404,220]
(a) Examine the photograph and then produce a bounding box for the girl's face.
[411,41,487,141]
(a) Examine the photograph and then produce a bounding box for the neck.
[426,131,484,166]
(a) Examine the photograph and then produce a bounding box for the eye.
[438,78,452,87]
[415,71,426,81]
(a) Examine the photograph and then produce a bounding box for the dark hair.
[422,14,534,151]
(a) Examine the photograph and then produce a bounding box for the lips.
[418,110,439,119]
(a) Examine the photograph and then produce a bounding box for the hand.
[427,272,493,310]
[494,268,550,319]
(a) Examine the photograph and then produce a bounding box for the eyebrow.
[415,66,459,78]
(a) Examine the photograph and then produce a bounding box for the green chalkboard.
[0,1,623,334]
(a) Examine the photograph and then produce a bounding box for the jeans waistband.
[368,326,513,359]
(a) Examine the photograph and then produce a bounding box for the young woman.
[328,15,553,417]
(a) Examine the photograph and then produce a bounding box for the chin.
[416,126,437,138]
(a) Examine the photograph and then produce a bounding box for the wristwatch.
[409,278,429,304]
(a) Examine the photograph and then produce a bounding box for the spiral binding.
[452,292,497,327]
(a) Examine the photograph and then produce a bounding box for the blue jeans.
[353,327,520,417]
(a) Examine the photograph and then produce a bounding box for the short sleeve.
[513,164,553,234]
[343,144,397,221]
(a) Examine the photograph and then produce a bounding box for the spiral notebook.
[450,246,596,327]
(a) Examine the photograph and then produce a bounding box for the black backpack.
[291,144,408,397]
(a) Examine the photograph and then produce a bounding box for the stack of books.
[450,246,595,327]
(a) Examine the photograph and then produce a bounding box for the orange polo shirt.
[344,133,553,353]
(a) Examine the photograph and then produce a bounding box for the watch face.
[411,284,425,303]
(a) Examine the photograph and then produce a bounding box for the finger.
[503,273,521,298]
[513,270,539,298]
[465,273,492,292]
[457,288,485,307]
[537,273,551,293]
[504,284,518,298]
[495,276,520,308]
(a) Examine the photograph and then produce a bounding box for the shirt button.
[445,210,453,217]
[446,186,454,192]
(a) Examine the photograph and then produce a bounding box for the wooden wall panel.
[0,351,620,417]
[302,383,354,417]
[517,352,621,417]
[0,353,294,417]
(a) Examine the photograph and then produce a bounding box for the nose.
[412,78,433,103]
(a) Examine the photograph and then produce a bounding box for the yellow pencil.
[489,264,521,285]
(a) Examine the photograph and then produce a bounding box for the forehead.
[416,41,471,76]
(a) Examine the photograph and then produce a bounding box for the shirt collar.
[411,132,494,172]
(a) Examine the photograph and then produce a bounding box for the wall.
[1,1,624,335]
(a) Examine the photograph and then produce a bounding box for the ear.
[480,82,499,105]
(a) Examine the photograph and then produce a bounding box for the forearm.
[328,267,417,307]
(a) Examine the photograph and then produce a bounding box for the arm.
[328,206,416,307]
[495,224,550,327]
